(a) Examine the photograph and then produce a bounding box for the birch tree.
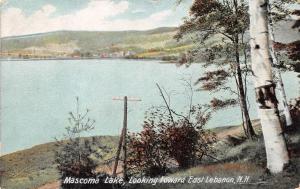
[267,0,299,126]
[249,0,289,173]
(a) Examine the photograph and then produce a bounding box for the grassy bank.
[0,136,119,189]
[1,121,299,189]
[128,121,300,189]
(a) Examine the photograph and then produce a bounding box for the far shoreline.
[0,57,174,61]
[0,57,157,61]
[0,57,182,65]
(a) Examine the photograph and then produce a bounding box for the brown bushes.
[127,105,217,177]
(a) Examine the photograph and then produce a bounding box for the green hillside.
[1,20,298,60]
[1,27,194,59]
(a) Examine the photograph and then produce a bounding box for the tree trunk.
[268,12,293,126]
[234,35,256,139]
[275,73,293,126]
[249,0,289,173]
[236,66,256,138]
[232,0,256,139]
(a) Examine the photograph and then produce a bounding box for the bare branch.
[156,83,175,125]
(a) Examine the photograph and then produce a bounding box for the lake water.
[1,59,299,154]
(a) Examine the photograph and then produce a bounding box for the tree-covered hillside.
[1,21,298,60]
[1,27,194,59]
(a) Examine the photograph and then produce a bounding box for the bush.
[162,125,212,168]
[54,98,112,189]
[127,104,217,177]
[127,123,169,177]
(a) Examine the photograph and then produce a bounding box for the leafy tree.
[54,98,112,189]
[175,0,256,139]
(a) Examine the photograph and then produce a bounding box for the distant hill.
[0,27,194,59]
[0,21,298,60]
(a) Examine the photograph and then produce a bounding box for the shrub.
[127,123,169,177]
[54,98,112,189]
[127,104,217,177]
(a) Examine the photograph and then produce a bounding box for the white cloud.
[149,10,172,21]
[102,10,173,31]
[131,9,146,14]
[2,0,175,37]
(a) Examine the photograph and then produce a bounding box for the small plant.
[54,97,112,189]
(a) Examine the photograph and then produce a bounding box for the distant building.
[125,51,136,56]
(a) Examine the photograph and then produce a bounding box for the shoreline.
[1,121,260,157]
[0,57,166,61]
[0,57,154,61]
[0,57,181,65]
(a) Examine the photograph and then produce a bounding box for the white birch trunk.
[249,0,289,173]
[268,18,293,126]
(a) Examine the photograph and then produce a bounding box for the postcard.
[0,0,299,189]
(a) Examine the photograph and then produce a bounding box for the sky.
[1,0,192,37]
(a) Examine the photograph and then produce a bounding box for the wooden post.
[122,96,128,181]
[112,124,124,177]
[112,96,141,178]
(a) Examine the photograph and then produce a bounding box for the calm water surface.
[1,59,299,154]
